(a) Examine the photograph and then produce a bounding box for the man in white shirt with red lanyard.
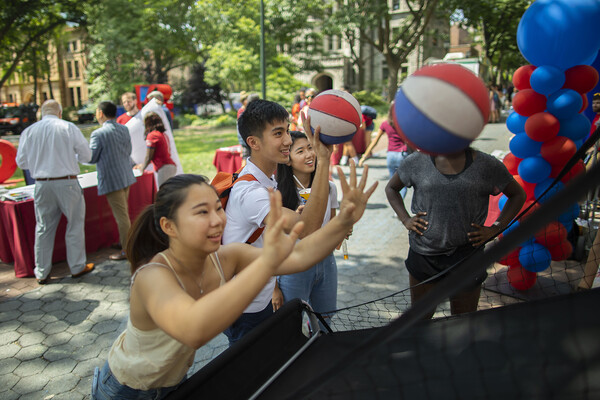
[16,99,95,284]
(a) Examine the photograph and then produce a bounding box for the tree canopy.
[0,0,88,93]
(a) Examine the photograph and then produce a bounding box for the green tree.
[451,0,530,84]
[330,0,444,101]
[84,0,202,100]
[0,0,88,93]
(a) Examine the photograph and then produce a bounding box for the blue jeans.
[223,301,274,346]
[277,253,337,317]
[387,151,407,198]
[91,362,183,400]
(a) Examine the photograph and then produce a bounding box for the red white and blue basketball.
[307,89,362,145]
[393,64,489,155]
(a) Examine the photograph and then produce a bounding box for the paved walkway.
[0,122,512,399]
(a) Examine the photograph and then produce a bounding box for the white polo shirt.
[222,159,277,313]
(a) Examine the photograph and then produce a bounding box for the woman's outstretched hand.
[262,189,304,269]
[337,160,378,226]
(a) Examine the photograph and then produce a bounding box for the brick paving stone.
[71,344,103,362]
[43,357,77,378]
[0,389,20,400]
[72,357,103,378]
[0,310,21,323]
[17,299,42,313]
[17,332,45,347]
[63,300,90,313]
[0,299,22,312]
[17,311,44,323]
[43,331,73,347]
[43,343,74,362]
[64,310,92,325]
[0,372,20,391]
[0,358,20,375]
[11,372,50,395]
[13,357,48,377]
[41,320,69,335]
[14,344,48,362]
[52,392,85,400]
[66,320,95,335]
[16,319,45,333]
[73,375,93,397]
[0,330,20,346]
[43,372,80,394]
[91,320,120,335]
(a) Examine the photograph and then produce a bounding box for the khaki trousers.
[105,187,131,249]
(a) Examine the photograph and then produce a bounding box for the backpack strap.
[232,174,264,244]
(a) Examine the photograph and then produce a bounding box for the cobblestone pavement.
[0,122,512,399]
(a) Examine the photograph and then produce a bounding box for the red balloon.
[548,240,573,261]
[507,264,537,290]
[513,65,536,90]
[525,112,560,142]
[513,175,536,201]
[563,65,600,94]
[541,136,577,167]
[512,89,547,117]
[535,221,568,247]
[580,94,588,113]
[503,153,522,175]
[560,160,585,184]
[499,247,521,266]
[521,201,541,220]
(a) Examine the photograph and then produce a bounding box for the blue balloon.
[534,178,565,203]
[506,111,528,134]
[498,194,508,211]
[519,243,551,273]
[530,65,566,95]
[547,89,584,119]
[517,0,600,70]
[558,113,591,141]
[574,139,585,149]
[510,133,543,159]
[518,156,552,184]
[503,220,520,236]
[560,219,574,233]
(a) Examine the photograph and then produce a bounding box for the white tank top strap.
[130,252,186,291]
[209,252,227,287]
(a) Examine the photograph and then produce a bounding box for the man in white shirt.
[16,99,95,284]
[222,99,332,345]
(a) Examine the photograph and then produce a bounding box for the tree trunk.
[32,48,38,104]
[56,40,68,106]
[357,34,366,91]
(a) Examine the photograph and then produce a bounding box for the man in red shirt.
[591,93,600,136]
[116,92,139,125]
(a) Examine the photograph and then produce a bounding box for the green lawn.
[2,124,238,188]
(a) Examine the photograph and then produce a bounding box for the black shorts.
[405,245,487,287]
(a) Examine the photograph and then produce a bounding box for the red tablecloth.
[0,172,156,278]
[213,145,243,173]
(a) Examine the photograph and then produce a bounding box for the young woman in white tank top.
[92,166,377,399]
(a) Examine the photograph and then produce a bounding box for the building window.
[393,0,400,10]
[67,61,73,79]
[9,94,13,103]
[73,40,78,52]
[69,88,75,107]
[74,60,80,78]
[76,87,82,106]
[42,92,48,101]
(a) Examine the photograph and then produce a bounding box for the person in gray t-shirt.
[385,147,525,318]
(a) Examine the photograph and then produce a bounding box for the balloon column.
[500,0,600,290]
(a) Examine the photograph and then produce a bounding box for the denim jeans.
[91,361,183,400]
[387,151,407,198]
[277,253,338,317]
[223,301,274,347]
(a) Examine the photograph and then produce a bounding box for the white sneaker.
[340,156,348,166]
